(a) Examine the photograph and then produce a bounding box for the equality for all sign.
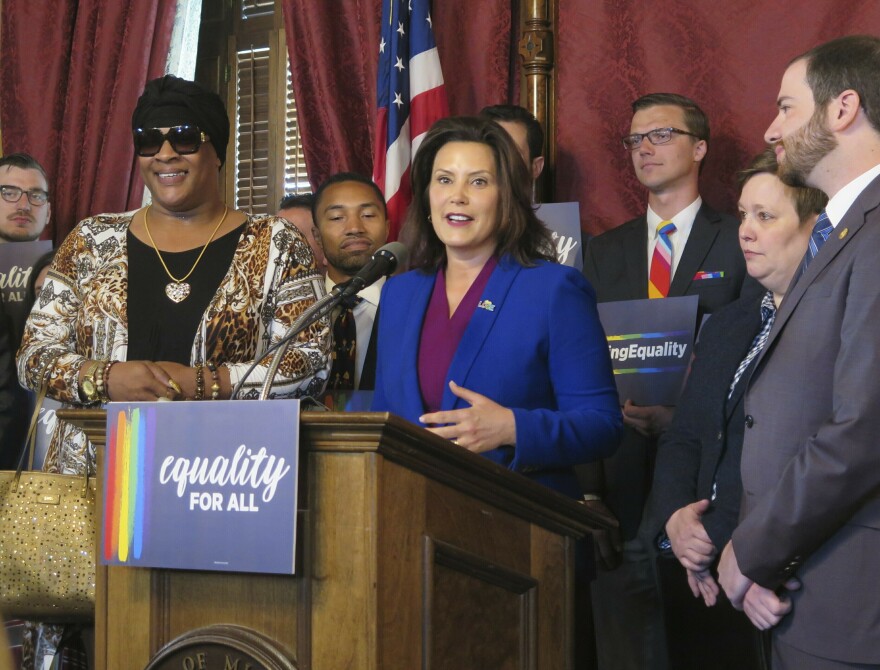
[102,400,300,574]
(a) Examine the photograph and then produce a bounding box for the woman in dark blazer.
[371,116,622,499]
[646,149,827,668]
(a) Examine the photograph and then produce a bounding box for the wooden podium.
[61,409,613,670]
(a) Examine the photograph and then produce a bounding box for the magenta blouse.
[417,256,498,413]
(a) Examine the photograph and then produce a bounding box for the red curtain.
[281,0,516,193]
[282,0,382,189]
[557,1,880,236]
[0,0,176,244]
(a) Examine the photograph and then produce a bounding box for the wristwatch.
[80,361,101,403]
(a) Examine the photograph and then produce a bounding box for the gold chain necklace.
[143,203,230,303]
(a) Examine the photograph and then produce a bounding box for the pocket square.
[693,270,724,280]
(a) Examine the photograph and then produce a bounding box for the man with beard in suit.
[719,35,880,669]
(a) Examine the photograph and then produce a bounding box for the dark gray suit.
[734,174,880,665]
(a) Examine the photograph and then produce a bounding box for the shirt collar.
[646,196,702,239]
[324,274,385,307]
[825,163,880,227]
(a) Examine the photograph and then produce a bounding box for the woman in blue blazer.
[371,116,622,499]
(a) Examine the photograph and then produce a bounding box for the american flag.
[372,0,449,240]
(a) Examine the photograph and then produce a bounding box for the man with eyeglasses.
[0,153,51,464]
[583,93,747,670]
[0,153,52,344]
[0,152,51,244]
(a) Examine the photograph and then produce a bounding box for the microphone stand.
[229,285,346,400]
[259,289,343,400]
[234,241,406,400]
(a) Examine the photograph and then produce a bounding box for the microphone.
[339,241,407,299]
[245,241,407,400]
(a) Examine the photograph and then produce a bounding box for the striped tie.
[648,221,676,298]
[728,291,776,399]
[798,210,833,279]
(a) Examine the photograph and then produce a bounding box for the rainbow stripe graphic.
[612,366,688,375]
[103,407,156,563]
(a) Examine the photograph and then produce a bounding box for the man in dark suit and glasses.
[584,93,747,669]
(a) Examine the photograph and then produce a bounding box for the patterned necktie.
[728,291,776,399]
[329,295,361,390]
[648,221,676,298]
[798,210,833,278]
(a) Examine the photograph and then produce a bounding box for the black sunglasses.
[133,125,207,157]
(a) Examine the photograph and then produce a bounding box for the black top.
[127,223,244,364]
[647,283,766,551]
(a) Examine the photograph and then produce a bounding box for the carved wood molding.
[144,624,298,670]
[519,0,557,202]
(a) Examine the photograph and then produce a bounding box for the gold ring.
[167,379,183,395]
[452,439,460,446]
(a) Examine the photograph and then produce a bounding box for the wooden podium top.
[58,407,614,538]
[60,406,608,669]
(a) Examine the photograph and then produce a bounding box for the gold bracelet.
[194,364,205,400]
[206,361,221,400]
[99,361,116,403]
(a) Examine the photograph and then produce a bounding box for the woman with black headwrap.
[16,72,331,668]
[19,73,330,465]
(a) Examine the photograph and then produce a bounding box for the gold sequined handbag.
[0,386,96,621]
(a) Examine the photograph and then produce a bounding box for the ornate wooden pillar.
[519,0,556,202]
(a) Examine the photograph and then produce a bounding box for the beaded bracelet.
[194,363,205,400]
[206,361,221,400]
[101,361,117,403]
[94,361,109,403]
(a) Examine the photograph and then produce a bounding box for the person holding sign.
[647,149,826,669]
[584,93,749,670]
[372,115,622,499]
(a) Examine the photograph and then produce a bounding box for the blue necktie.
[799,210,833,278]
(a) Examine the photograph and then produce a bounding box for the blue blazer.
[372,257,622,498]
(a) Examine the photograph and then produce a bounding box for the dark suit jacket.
[733,174,880,663]
[0,298,27,467]
[371,257,622,498]
[647,286,765,550]
[582,202,747,538]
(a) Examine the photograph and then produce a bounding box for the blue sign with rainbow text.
[597,295,699,406]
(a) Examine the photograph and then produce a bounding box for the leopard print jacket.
[17,211,331,475]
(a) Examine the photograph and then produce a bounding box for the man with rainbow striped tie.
[583,93,747,670]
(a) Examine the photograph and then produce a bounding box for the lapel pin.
[477,299,495,312]
[839,228,848,239]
